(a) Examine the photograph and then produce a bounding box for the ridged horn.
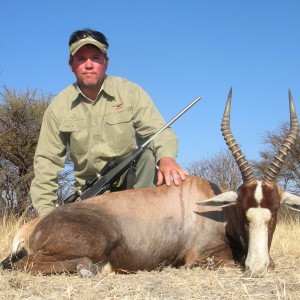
[263,90,299,184]
[221,88,257,185]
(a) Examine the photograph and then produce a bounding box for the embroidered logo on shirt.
[113,103,123,110]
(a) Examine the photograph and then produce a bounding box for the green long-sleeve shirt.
[30,76,178,216]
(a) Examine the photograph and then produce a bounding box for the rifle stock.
[79,147,145,200]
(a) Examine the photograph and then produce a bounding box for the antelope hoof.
[76,258,97,278]
[0,258,12,270]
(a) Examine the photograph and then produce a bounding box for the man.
[31,28,188,216]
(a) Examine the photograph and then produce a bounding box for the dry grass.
[0,210,299,300]
[0,212,27,256]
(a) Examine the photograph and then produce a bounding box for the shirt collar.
[72,76,114,103]
[101,76,115,98]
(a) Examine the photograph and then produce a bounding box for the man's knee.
[134,148,157,189]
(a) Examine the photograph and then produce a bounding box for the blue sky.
[1,1,300,166]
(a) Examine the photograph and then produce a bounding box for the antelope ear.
[281,191,300,212]
[197,191,238,207]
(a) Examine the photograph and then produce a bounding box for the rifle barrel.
[141,96,201,148]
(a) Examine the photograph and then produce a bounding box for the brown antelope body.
[1,89,300,277]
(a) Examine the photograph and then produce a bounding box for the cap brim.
[70,37,107,56]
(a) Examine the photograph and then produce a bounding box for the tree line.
[1,86,299,217]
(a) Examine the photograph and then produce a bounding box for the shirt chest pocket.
[59,120,88,157]
[104,110,135,154]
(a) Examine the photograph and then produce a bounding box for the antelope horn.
[221,88,256,185]
[263,90,299,184]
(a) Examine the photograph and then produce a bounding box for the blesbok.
[1,89,300,277]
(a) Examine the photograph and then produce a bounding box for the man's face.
[70,45,108,90]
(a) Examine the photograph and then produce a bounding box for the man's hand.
[157,157,189,186]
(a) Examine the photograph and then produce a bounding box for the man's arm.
[30,106,67,216]
[130,84,187,185]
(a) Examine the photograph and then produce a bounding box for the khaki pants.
[113,148,157,191]
[133,148,157,189]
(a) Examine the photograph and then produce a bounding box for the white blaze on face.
[254,181,263,204]
[245,207,271,275]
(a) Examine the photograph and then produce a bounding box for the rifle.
[63,96,201,204]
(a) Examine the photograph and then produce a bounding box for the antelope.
[1,89,300,277]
